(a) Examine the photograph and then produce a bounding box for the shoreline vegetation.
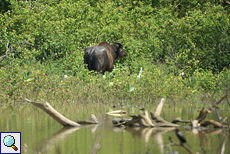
[0,0,230,107]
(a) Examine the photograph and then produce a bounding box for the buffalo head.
[112,42,127,58]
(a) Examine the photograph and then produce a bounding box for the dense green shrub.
[0,0,229,104]
[1,1,229,73]
[0,0,11,14]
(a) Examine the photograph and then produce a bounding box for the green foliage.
[218,68,230,90]
[187,69,217,91]
[0,0,11,14]
[0,0,229,104]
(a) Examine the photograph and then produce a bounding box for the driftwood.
[106,110,126,116]
[155,98,165,116]
[77,114,100,125]
[172,93,228,128]
[201,120,223,128]
[112,109,155,127]
[21,92,228,129]
[112,93,228,128]
[21,97,101,127]
[192,93,228,127]
[21,97,82,127]
[112,98,179,127]
[172,117,190,124]
[195,107,210,123]
[151,112,179,127]
[138,108,155,127]
[112,118,130,125]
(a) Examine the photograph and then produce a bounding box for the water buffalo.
[84,41,127,74]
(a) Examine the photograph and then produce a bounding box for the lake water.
[0,101,229,154]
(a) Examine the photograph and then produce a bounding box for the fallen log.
[195,107,210,123]
[200,120,222,128]
[138,108,155,127]
[151,112,179,127]
[21,97,81,127]
[112,118,131,127]
[171,117,190,124]
[111,109,155,127]
[106,110,126,116]
[77,114,100,125]
[171,93,228,128]
[112,98,179,127]
[116,109,155,127]
[190,108,211,127]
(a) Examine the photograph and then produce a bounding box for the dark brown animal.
[84,42,127,74]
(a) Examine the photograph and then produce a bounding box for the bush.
[0,0,229,104]
[0,0,11,14]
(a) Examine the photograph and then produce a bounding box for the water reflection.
[112,126,229,154]
[37,124,101,154]
[38,127,81,153]
[167,128,228,154]
[125,127,175,153]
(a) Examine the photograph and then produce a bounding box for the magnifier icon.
[3,135,18,151]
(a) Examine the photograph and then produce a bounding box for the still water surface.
[0,102,229,154]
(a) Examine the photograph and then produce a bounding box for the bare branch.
[1,41,12,61]
[209,93,227,110]
[200,120,222,128]
[155,98,165,116]
[20,97,81,127]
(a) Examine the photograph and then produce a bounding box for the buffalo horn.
[116,42,123,48]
